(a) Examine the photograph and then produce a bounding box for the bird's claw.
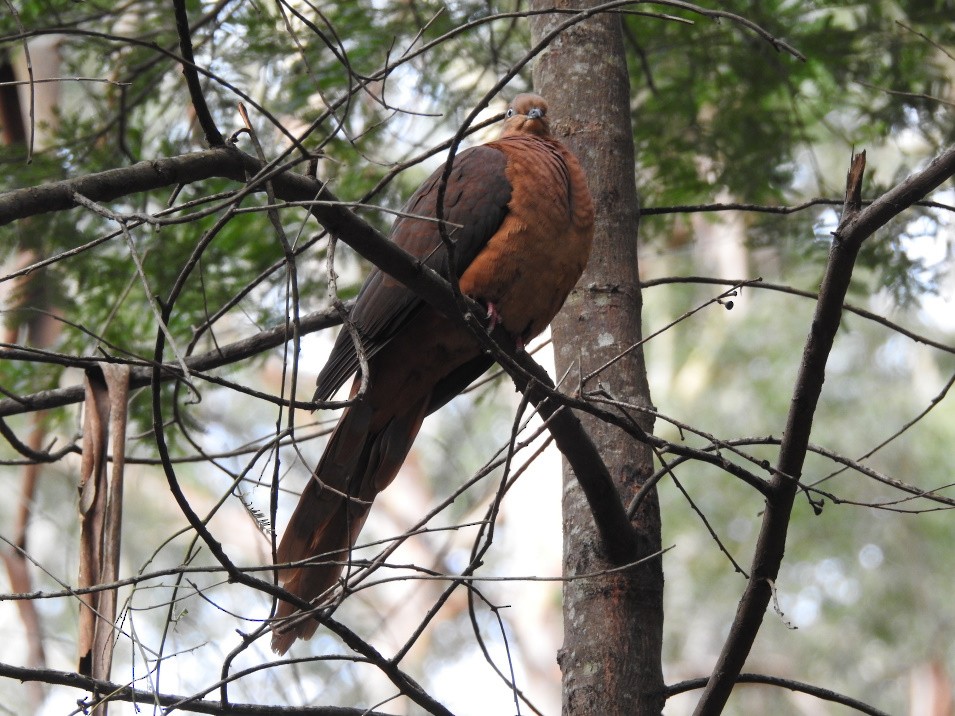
[485,302,501,332]
[484,302,526,352]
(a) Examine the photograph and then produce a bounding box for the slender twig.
[668,672,891,716]
[640,276,955,356]
[71,191,195,389]
[0,659,397,715]
[0,302,347,417]
[813,369,955,488]
[582,280,754,385]
[857,80,955,108]
[638,196,955,217]
[896,20,955,63]
[0,76,131,88]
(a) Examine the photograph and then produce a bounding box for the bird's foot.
[485,302,501,332]
[483,302,526,352]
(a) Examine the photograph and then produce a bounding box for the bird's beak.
[527,108,544,120]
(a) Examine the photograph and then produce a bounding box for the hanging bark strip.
[76,364,130,715]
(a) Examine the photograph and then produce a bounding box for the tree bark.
[529,5,665,715]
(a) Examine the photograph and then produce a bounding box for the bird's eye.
[505,108,515,118]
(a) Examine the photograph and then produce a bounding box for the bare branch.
[668,672,892,716]
[641,276,955,356]
[172,0,224,146]
[639,196,955,216]
[693,144,955,714]
[0,303,347,417]
[0,659,398,715]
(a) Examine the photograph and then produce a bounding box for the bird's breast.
[458,136,594,341]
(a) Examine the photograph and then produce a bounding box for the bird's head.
[500,93,551,138]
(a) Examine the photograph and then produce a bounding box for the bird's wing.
[315,144,511,400]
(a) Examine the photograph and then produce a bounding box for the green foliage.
[628,0,955,296]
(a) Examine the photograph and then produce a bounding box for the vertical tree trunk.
[528,5,665,715]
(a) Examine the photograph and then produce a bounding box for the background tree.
[1,1,954,715]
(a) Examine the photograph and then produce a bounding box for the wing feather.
[315,144,511,400]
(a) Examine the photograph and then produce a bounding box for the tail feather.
[274,401,371,569]
[271,498,369,654]
[271,396,430,654]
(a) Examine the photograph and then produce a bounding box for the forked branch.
[693,144,955,715]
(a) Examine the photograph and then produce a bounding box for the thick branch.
[0,148,240,225]
[694,145,955,714]
[504,360,642,562]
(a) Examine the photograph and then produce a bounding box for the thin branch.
[813,368,955,489]
[0,76,131,88]
[895,20,955,63]
[0,660,397,715]
[640,276,955,356]
[653,435,955,510]
[582,280,753,385]
[668,470,749,576]
[668,672,891,716]
[856,80,955,109]
[0,302,347,417]
[638,196,955,217]
[71,191,195,389]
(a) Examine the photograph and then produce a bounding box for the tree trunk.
[529,5,665,715]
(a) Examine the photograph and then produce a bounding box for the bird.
[271,93,594,654]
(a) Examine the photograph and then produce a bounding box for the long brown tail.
[270,396,429,654]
